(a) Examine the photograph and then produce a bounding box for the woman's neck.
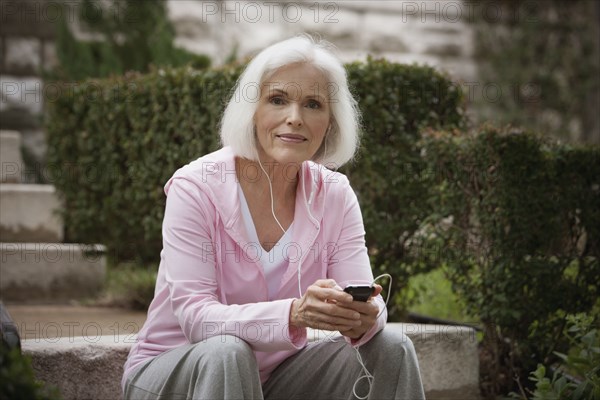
[235,157,300,203]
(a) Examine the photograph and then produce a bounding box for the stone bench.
[23,323,480,399]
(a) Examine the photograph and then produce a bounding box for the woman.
[122,35,425,400]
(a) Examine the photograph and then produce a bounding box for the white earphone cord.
[257,158,286,235]
[353,273,393,400]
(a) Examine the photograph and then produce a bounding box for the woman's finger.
[306,283,352,303]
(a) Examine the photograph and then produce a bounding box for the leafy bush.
[46,64,238,261]
[513,313,600,400]
[45,58,465,275]
[419,126,600,396]
[0,343,61,400]
[341,59,466,315]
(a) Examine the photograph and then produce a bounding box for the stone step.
[0,130,24,183]
[0,183,64,242]
[0,243,106,302]
[21,324,480,400]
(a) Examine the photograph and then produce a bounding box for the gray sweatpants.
[123,329,425,400]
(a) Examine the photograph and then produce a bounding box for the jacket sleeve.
[162,177,307,351]
[326,178,387,347]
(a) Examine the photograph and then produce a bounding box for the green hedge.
[45,59,465,269]
[340,59,465,312]
[418,126,600,395]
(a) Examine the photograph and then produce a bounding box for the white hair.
[219,34,361,169]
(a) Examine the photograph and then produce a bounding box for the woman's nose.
[286,104,303,127]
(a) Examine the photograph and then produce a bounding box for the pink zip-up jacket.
[122,146,387,390]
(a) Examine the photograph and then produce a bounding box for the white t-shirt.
[238,183,294,300]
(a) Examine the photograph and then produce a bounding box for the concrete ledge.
[0,183,64,242]
[0,243,106,302]
[24,335,131,400]
[310,324,480,399]
[23,324,480,400]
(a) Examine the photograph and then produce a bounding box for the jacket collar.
[167,146,326,249]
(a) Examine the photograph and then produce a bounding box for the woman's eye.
[269,96,285,105]
[307,99,321,109]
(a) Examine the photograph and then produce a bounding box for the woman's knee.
[189,334,257,368]
[366,328,418,362]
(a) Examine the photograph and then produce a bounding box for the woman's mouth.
[276,134,307,143]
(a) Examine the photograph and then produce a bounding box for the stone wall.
[1,0,477,172]
[0,0,61,176]
[168,0,477,81]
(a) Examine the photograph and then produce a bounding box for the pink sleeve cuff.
[287,325,308,349]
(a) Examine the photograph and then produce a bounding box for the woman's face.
[254,62,331,166]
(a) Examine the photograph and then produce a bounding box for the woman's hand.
[289,279,362,332]
[338,284,382,340]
